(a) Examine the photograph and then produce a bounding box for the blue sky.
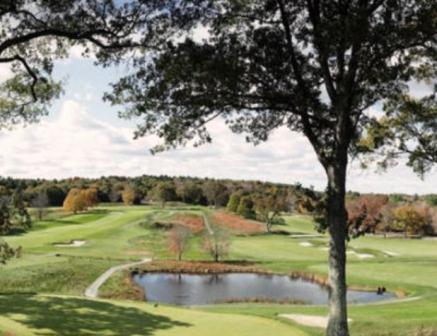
[0,49,435,194]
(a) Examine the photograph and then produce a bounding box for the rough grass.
[210,210,265,235]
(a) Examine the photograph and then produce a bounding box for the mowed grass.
[1,205,437,335]
[0,295,307,336]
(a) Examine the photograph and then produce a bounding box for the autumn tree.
[254,188,288,232]
[83,188,99,208]
[203,228,230,262]
[63,188,87,214]
[346,195,388,237]
[106,1,436,334]
[121,186,136,206]
[392,204,432,237]
[168,225,191,261]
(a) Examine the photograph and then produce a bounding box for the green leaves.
[0,74,62,129]
[362,91,437,176]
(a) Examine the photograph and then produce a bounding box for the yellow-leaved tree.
[63,188,87,214]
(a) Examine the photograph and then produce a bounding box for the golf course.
[1,205,436,336]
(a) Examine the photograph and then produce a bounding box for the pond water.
[133,272,395,306]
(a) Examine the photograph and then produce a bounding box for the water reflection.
[133,272,395,306]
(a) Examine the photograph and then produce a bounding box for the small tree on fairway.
[168,225,191,261]
[203,228,230,262]
[106,1,436,334]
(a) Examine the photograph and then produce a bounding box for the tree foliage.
[236,196,256,219]
[254,187,288,232]
[346,195,388,237]
[0,240,15,264]
[149,182,177,207]
[121,186,136,206]
[226,192,242,213]
[0,0,162,129]
[63,188,87,213]
[392,204,432,236]
[31,191,49,221]
[203,181,229,208]
[361,93,437,176]
[0,186,31,234]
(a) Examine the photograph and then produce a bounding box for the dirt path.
[202,213,214,235]
[84,258,151,298]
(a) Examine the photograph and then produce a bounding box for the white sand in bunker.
[384,250,400,257]
[346,250,374,259]
[279,314,352,328]
[54,240,86,247]
[299,241,313,247]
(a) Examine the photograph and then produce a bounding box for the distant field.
[1,205,437,335]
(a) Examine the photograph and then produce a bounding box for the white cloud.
[0,99,435,194]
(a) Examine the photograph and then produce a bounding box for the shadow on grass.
[0,294,191,335]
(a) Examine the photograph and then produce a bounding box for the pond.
[133,272,395,306]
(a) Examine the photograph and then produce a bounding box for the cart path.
[85,258,151,298]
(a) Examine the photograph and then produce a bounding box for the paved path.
[84,258,151,298]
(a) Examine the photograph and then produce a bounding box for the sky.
[0,50,435,195]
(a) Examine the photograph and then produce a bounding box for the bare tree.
[168,225,191,261]
[203,227,230,262]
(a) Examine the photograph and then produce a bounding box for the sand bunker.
[347,251,374,259]
[279,314,352,328]
[54,240,86,247]
[383,250,400,257]
[299,241,313,247]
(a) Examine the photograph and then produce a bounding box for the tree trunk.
[326,164,349,336]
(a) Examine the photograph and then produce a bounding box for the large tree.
[106,1,435,335]
[0,0,169,130]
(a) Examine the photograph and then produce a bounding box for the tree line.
[0,175,318,210]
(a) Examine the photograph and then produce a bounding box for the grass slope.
[0,295,306,336]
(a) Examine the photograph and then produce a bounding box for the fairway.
[1,205,437,335]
